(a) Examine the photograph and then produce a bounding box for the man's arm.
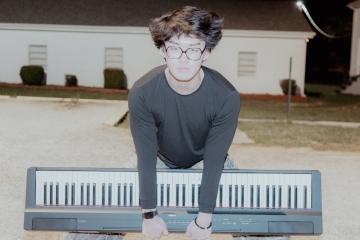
[128,88,158,210]
[199,91,241,213]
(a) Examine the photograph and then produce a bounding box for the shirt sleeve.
[198,91,241,213]
[128,87,158,209]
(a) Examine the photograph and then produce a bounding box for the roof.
[0,0,312,32]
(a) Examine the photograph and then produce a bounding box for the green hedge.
[104,68,127,89]
[20,65,46,86]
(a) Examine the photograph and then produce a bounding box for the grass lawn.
[240,84,360,122]
[239,121,360,152]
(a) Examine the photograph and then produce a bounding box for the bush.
[104,68,127,89]
[20,65,46,86]
[280,79,300,96]
[65,74,78,87]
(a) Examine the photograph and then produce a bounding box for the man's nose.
[179,52,188,62]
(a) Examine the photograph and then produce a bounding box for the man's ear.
[202,49,211,62]
[159,47,166,58]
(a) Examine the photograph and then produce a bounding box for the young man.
[129,6,240,240]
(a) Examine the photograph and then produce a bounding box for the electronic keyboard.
[24,167,322,235]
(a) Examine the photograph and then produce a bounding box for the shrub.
[280,79,300,96]
[20,65,46,86]
[65,74,78,87]
[104,68,127,89]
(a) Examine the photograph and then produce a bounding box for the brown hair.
[149,6,223,50]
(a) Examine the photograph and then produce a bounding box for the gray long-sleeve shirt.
[129,65,240,213]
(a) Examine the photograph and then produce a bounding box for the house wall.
[0,25,313,95]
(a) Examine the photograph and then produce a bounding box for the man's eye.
[168,46,179,51]
[189,48,200,53]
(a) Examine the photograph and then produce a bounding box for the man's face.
[160,34,210,82]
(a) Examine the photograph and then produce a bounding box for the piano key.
[256,185,260,208]
[108,183,112,206]
[185,174,192,207]
[80,183,84,206]
[191,184,195,207]
[229,185,232,208]
[130,183,133,206]
[117,183,121,206]
[272,185,276,208]
[243,174,250,208]
[294,185,298,208]
[123,183,127,206]
[222,175,229,208]
[65,183,69,206]
[86,183,90,206]
[160,184,164,206]
[92,183,97,206]
[219,184,223,207]
[235,185,239,207]
[241,185,245,208]
[304,185,308,209]
[266,185,270,208]
[278,185,282,208]
[176,184,179,206]
[250,185,254,208]
[56,182,59,205]
[166,184,170,206]
[182,184,186,207]
[102,183,106,206]
[288,185,292,209]
[43,182,47,205]
[71,183,75,205]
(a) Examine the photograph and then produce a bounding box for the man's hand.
[185,212,212,240]
[142,215,168,240]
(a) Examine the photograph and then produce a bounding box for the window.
[238,52,257,77]
[105,48,123,69]
[29,45,47,71]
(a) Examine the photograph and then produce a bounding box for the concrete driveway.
[0,97,359,240]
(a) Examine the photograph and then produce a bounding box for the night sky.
[301,0,354,85]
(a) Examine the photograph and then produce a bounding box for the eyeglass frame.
[163,45,207,61]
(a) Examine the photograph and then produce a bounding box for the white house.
[343,0,360,95]
[0,0,314,95]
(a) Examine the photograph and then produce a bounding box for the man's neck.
[165,68,204,95]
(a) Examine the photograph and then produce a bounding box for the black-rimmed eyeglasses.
[164,45,206,61]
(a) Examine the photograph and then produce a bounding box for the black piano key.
[166,184,170,206]
[219,184,223,207]
[272,185,276,208]
[235,185,238,207]
[294,185,298,209]
[102,183,106,206]
[256,185,260,208]
[130,183,133,206]
[160,184,164,206]
[92,183,96,206]
[49,182,53,205]
[304,185,308,208]
[108,183,112,206]
[182,184,186,207]
[266,185,270,208]
[86,183,90,206]
[43,182,47,205]
[229,185,232,208]
[81,183,84,206]
[176,184,179,207]
[241,185,244,208]
[250,185,254,208]
[56,183,59,205]
[117,183,121,206]
[278,185,282,208]
[198,184,201,205]
[65,183,69,206]
[123,183,127,206]
[71,183,75,205]
[288,185,291,209]
[191,184,195,207]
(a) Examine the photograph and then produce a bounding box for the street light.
[296,1,338,39]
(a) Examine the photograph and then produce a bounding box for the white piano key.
[258,174,264,208]
[185,173,192,207]
[298,175,305,208]
[244,174,251,208]
[222,174,229,208]
[306,174,312,209]
[169,173,176,207]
